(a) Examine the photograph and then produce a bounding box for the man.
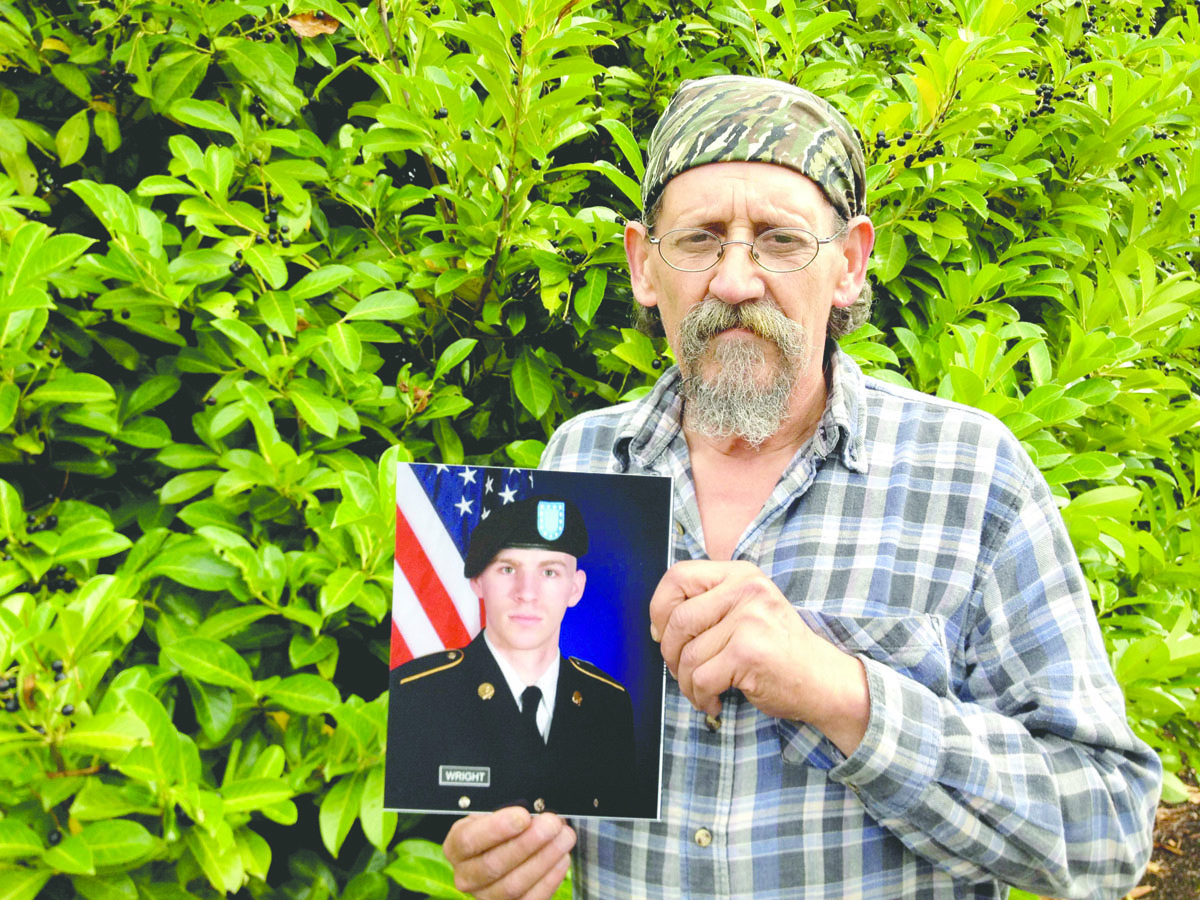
[443,76,1161,899]
[386,495,638,818]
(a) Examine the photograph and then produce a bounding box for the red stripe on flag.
[390,617,412,669]
[395,503,472,649]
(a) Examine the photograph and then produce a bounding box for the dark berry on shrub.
[434,107,448,119]
[461,130,471,139]
[4,698,17,712]
[62,704,74,716]
[51,659,63,672]
[45,515,57,528]
[652,358,663,369]
[48,831,61,846]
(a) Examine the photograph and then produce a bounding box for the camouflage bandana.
[642,75,866,222]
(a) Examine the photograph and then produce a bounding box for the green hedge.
[1,0,1198,897]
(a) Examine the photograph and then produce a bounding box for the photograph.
[385,462,672,820]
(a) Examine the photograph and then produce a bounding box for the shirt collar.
[615,343,868,475]
[483,630,560,717]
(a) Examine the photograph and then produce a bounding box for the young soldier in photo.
[387,496,638,818]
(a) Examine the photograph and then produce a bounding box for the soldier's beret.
[463,496,588,577]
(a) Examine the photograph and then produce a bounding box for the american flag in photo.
[391,464,535,668]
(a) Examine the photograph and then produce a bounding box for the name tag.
[439,766,491,787]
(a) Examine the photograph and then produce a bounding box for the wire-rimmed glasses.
[648,225,847,273]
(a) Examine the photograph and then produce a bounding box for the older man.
[443,76,1160,900]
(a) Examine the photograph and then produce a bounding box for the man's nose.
[707,240,766,305]
[514,570,539,599]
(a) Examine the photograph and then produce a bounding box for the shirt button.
[693,827,713,847]
[704,713,721,732]
[533,798,545,813]
[674,519,684,536]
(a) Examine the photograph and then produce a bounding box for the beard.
[676,298,812,447]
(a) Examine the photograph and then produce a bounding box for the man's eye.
[542,569,559,578]
[498,565,514,574]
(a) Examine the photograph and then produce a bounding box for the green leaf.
[93,110,121,153]
[434,338,477,381]
[328,322,363,371]
[1065,485,1143,519]
[147,540,239,590]
[0,820,43,859]
[574,268,607,325]
[289,388,340,438]
[43,833,95,876]
[258,291,296,337]
[290,265,353,301]
[384,840,472,899]
[512,349,554,418]
[58,712,148,755]
[152,53,209,112]
[0,478,22,540]
[186,828,243,895]
[0,869,52,900]
[56,108,90,168]
[0,382,18,430]
[319,567,366,617]
[344,290,420,321]
[127,374,181,418]
[319,772,365,858]
[221,777,295,813]
[597,118,645,178]
[51,63,91,101]
[28,373,115,405]
[55,521,133,562]
[170,99,243,140]
[79,820,155,867]
[160,470,221,504]
[243,243,289,289]
[268,674,341,714]
[359,765,397,853]
[185,677,236,743]
[163,637,257,694]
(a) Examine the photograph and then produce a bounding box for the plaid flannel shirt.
[540,348,1160,900]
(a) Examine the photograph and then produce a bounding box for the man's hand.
[648,560,870,755]
[443,807,575,900]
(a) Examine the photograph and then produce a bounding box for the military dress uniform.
[385,632,638,817]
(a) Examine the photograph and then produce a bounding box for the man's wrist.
[806,644,871,757]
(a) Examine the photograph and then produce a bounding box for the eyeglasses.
[648,225,847,273]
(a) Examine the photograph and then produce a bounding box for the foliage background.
[1,0,1198,897]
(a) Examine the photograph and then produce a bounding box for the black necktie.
[521,686,542,741]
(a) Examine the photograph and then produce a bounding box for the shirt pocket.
[797,610,952,698]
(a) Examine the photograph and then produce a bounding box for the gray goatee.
[677,298,811,447]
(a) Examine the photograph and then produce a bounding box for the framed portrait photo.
[385,463,672,820]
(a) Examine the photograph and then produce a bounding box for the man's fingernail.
[650,624,660,642]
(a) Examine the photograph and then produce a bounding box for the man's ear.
[567,568,586,608]
[831,215,876,309]
[469,576,482,597]
[625,220,659,311]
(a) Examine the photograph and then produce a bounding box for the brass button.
[533,798,545,813]
[693,827,712,847]
[572,690,582,706]
[704,713,721,733]
[448,650,460,660]
[458,796,470,809]
[593,798,599,808]
[674,519,684,536]
[478,682,495,700]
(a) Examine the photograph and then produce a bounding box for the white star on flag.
[485,476,494,493]
[458,468,478,485]
[455,497,473,515]
[499,485,517,504]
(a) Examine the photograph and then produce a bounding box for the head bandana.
[642,75,866,222]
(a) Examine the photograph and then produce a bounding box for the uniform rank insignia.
[536,501,566,540]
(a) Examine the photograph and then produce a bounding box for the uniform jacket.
[385,632,639,818]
